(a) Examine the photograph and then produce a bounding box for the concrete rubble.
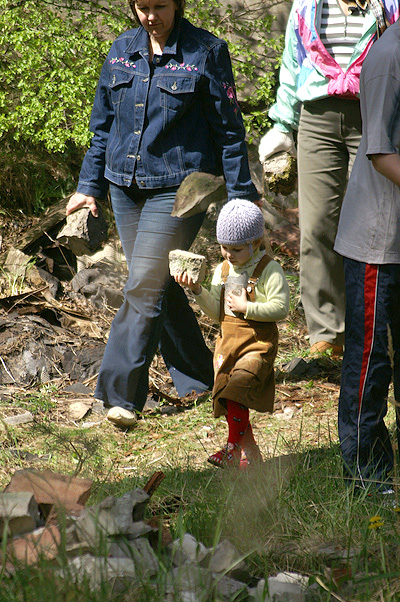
[263,151,297,197]
[56,205,108,257]
[0,469,311,601]
[169,249,207,284]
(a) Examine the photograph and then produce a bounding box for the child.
[174,199,290,468]
[333,21,400,495]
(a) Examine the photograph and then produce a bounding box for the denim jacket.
[77,18,258,201]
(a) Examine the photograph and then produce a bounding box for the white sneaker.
[106,406,137,428]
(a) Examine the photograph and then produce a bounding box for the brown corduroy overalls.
[212,254,279,418]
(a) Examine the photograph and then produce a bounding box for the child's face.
[220,239,261,267]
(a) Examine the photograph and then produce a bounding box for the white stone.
[3,412,34,426]
[169,250,206,284]
[64,554,136,591]
[177,533,209,563]
[207,539,247,574]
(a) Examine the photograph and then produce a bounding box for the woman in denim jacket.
[66,0,258,427]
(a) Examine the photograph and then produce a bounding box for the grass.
[0,251,399,599]
[1,379,400,600]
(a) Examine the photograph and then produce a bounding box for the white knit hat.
[216,199,265,245]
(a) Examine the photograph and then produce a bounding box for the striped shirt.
[319,0,367,69]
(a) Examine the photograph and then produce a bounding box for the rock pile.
[0,469,310,601]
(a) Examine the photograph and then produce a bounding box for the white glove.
[258,127,295,163]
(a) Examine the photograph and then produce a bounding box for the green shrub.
[0,0,284,211]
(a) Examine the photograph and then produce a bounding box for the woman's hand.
[226,288,247,314]
[174,272,202,295]
[66,193,99,217]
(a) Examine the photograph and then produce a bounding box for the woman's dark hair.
[128,0,185,24]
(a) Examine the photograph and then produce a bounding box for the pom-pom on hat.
[216,199,265,246]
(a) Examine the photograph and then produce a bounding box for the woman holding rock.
[66,0,258,426]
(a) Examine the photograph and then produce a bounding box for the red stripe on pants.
[358,265,378,410]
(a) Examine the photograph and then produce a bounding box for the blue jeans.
[94,183,214,412]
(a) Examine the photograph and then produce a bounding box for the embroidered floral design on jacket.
[165,62,198,72]
[110,57,137,68]
[222,82,239,112]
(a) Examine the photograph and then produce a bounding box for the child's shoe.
[208,442,241,468]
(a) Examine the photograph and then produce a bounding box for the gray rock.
[282,357,320,377]
[171,172,227,218]
[57,206,108,256]
[70,259,126,309]
[0,492,39,538]
[207,539,247,575]
[169,533,209,565]
[213,574,249,601]
[167,565,213,597]
[263,152,297,196]
[3,247,32,279]
[76,490,150,544]
[64,554,136,591]
[169,249,206,284]
[129,538,159,578]
[254,573,307,602]
[2,411,34,426]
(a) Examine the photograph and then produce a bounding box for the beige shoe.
[106,406,137,428]
[310,341,343,357]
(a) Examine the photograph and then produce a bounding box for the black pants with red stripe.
[339,258,400,491]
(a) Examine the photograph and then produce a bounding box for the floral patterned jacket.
[77,17,258,201]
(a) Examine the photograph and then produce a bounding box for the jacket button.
[142,77,148,82]
[140,181,145,186]
[134,130,141,135]
[171,82,177,90]
[137,155,141,161]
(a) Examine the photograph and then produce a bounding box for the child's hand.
[226,288,248,314]
[174,272,202,295]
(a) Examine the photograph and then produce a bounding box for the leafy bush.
[0,0,284,211]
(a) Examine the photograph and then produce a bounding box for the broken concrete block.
[76,490,151,545]
[2,412,34,426]
[3,248,33,279]
[167,565,213,598]
[263,151,297,196]
[169,250,206,284]
[63,554,136,591]
[0,492,39,538]
[128,538,159,578]
[266,573,306,602]
[4,469,92,517]
[169,533,209,565]
[171,172,227,218]
[57,205,108,256]
[213,574,248,600]
[206,539,247,575]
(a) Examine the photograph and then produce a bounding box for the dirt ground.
[0,203,343,488]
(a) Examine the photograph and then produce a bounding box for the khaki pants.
[297,97,362,347]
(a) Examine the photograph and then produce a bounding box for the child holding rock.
[174,199,290,468]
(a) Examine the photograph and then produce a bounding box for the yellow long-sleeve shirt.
[194,249,290,323]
